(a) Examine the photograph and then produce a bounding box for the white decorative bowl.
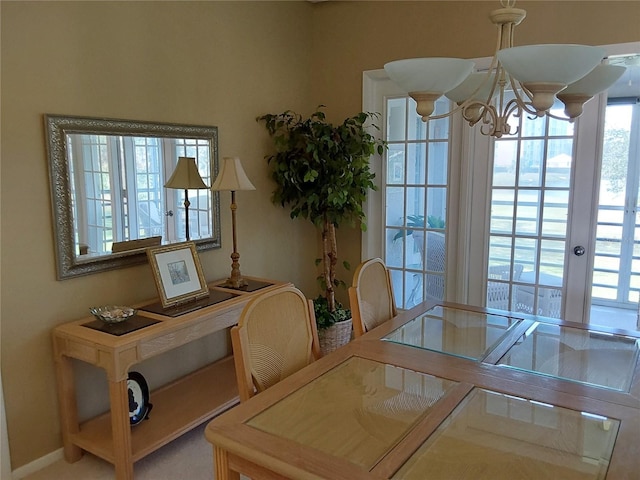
[90,305,137,324]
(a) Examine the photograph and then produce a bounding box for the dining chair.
[231,285,321,402]
[487,263,523,310]
[349,258,398,338]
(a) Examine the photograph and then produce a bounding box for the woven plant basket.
[318,318,353,356]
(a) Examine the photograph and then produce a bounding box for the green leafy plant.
[313,295,351,330]
[257,106,386,326]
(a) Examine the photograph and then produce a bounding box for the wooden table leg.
[214,445,240,480]
[53,350,83,463]
[109,379,134,480]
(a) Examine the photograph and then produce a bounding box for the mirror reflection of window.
[45,114,220,279]
[68,134,213,256]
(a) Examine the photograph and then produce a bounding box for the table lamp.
[164,157,209,241]
[211,156,255,289]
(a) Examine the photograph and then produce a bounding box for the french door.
[468,48,640,326]
[482,96,577,319]
[363,43,639,327]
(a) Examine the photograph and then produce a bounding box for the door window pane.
[388,144,406,184]
[407,143,425,184]
[518,139,545,188]
[490,189,515,234]
[493,140,517,186]
[541,190,569,238]
[427,143,448,185]
[515,190,540,236]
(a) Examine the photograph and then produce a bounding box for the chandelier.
[383,0,626,138]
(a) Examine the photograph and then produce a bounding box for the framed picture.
[146,242,209,308]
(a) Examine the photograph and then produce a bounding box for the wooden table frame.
[206,301,640,480]
[52,276,290,480]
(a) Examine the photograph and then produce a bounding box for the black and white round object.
[127,371,152,425]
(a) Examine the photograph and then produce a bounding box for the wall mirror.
[45,114,221,279]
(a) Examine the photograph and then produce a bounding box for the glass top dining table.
[246,356,620,480]
[383,305,640,392]
[205,301,640,480]
[382,304,523,361]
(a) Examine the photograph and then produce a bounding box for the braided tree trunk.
[321,215,338,312]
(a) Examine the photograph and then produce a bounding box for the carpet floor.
[20,422,243,480]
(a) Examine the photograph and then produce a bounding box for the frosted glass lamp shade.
[211,157,256,192]
[444,72,498,123]
[561,64,626,96]
[164,156,208,241]
[445,72,497,104]
[164,157,209,189]
[212,156,255,289]
[384,58,475,93]
[558,64,627,118]
[497,44,605,85]
[497,44,605,113]
[385,58,474,119]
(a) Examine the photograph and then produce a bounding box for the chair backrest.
[487,263,523,310]
[424,231,446,301]
[231,286,321,402]
[349,258,398,338]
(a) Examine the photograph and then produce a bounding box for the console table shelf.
[52,277,289,480]
[74,356,237,463]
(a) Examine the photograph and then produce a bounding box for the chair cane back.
[349,258,398,338]
[231,286,321,402]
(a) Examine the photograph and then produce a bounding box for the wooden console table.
[52,276,290,480]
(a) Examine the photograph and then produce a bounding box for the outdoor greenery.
[257,107,386,327]
[601,127,630,194]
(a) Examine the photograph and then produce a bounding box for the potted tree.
[257,107,386,354]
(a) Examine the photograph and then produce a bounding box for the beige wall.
[0,0,318,468]
[1,0,639,470]
[311,0,640,119]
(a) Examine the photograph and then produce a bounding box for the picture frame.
[146,242,209,308]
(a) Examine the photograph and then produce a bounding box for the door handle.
[573,245,585,256]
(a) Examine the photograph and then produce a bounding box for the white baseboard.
[11,448,63,480]
[1,377,12,480]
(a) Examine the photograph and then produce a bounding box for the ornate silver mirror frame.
[45,114,221,279]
